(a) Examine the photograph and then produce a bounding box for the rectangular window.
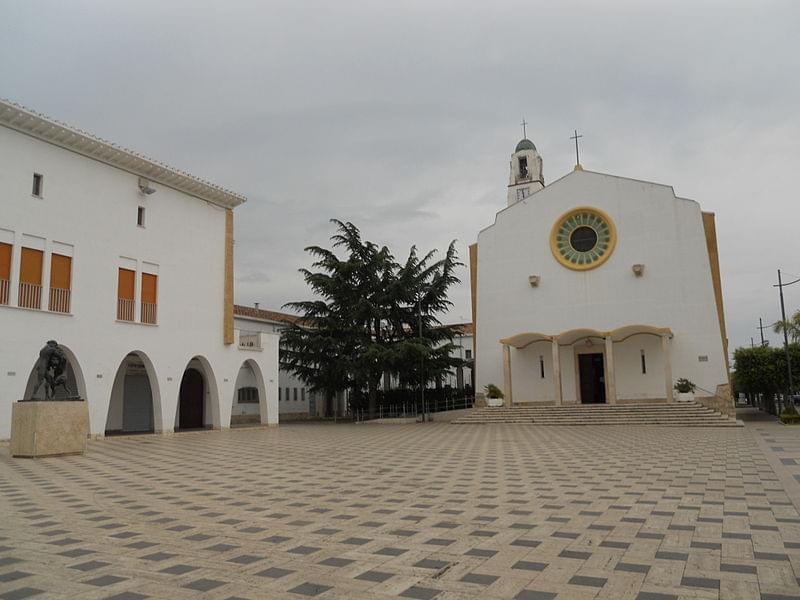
[278,387,282,401]
[301,388,306,402]
[641,350,647,374]
[237,387,258,403]
[141,273,158,324]
[518,156,529,178]
[117,267,135,321]
[539,355,545,378]
[465,349,472,360]
[137,206,146,227]
[32,173,43,197]
[293,388,298,401]
[48,254,72,313]
[285,387,290,402]
[18,247,43,309]
[0,242,11,305]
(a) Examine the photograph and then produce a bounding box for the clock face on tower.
[550,207,616,270]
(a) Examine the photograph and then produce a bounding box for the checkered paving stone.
[3,418,800,599]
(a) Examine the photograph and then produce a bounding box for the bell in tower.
[507,136,544,207]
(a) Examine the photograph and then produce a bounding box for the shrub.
[780,411,800,424]
[674,378,696,393]
[484,384,504,399]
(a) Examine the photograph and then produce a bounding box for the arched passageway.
[105,352,159,435]
[231,359,267,426]
[175,356,219,431]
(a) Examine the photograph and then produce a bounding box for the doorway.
[178,368,204,429]
[578,353,606,404]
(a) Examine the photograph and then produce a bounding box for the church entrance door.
[578,353,606,404]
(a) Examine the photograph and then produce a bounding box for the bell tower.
[507,137,544,206]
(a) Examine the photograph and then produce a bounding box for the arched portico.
[175,355,220,431]
[500,325,673,406]
[231,358,268,426]
[105,351,162,435]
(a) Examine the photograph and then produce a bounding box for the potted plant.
[484,384,505,407]
[674,378,696,402]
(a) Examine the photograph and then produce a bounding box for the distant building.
[234,304,346,419]
[0,99,279,438]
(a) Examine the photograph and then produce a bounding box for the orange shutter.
[50,254,72,290]
[141,273,157,304]
[118,268,135,300]
[20,248,43,285]
[0,243,11,280]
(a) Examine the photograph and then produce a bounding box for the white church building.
[470,136,733,416]
[0,99,279,439]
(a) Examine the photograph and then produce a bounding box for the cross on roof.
[570,129,583,167]
[521,118,528,139]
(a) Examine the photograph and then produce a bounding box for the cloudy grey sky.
[2,0,799,353]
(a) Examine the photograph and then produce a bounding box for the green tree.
[733,343,800,414]
[281,220,463,418]
[773,310,800,343]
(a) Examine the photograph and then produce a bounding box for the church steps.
[451,402,740,427]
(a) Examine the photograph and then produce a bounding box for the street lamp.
[417,295,426,422]
[774,269,799,406]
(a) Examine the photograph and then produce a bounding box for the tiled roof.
[233,304,305,325]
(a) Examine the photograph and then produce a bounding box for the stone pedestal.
[10,400,89,457]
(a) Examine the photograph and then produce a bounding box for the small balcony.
[117,298,134,322]
[49,287,71,313]
[0,278,8,305]
[141,301,157,325]
[238,330,262,351]
[18,282,41,310]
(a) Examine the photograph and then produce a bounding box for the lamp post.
[417,296,426,422]
[774,269,799,407]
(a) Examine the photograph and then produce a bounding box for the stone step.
[451,401,740,427]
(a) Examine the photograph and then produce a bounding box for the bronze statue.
[30,340,75,400]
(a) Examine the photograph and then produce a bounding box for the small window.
[285,387,290,401]
[137,206,146,227]
[237,387,258,403]
[278,387,282,401]
[539,355,545,378]
[465,350,472,360]
[640,350,646,374]
[301,388,306,402]
[32,173,43,197]
[293,387,298,401]
[518,156,529,178]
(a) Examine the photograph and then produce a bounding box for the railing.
[0,278,8,305]
[48,287,71,313]
[141,301,157,325]
[238,331,262,350]
[117,298,134,321]
[18,282,41,309]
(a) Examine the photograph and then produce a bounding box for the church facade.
[470,138,733,416]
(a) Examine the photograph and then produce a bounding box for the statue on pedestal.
[29,340,76,400]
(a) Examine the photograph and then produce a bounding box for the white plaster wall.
[614,335,665,400]
[510,341,554,402]
[476,170,728,402]
[0,127,280,438]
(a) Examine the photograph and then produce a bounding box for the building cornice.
[0,98,246,208]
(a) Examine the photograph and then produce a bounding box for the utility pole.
[774,269,799,405]
[418,296,426,422]
[758,317,768,346]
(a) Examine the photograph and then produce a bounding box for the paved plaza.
[3,418,800,599]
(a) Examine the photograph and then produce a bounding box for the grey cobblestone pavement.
[2,417,800,599]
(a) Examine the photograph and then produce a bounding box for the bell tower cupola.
[507,137,544,206]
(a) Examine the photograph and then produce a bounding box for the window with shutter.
[49,254,72,312]
[19,247,43,309]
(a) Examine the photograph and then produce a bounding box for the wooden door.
[179,368,204,429]
[578,353,606,404]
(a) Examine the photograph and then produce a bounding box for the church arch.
[105,351,162,435]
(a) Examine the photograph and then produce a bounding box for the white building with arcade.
[0,99,279,439]
[470,135,733,416]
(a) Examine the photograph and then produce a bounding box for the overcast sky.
[2,0,799,353]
